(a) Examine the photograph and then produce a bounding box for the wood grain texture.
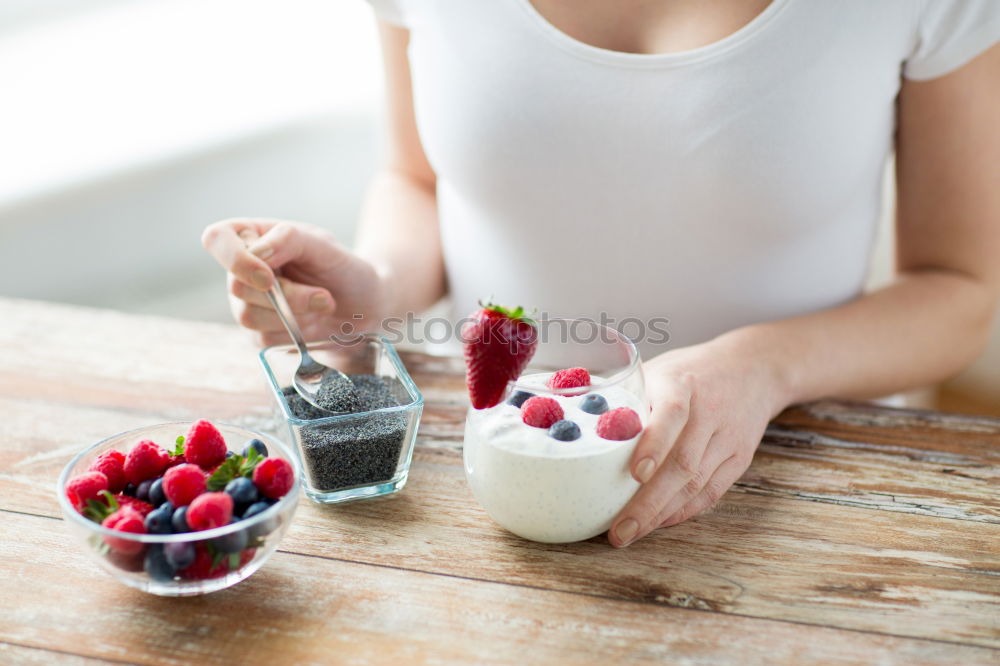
[3,511,997,666]
[2,297,999,664]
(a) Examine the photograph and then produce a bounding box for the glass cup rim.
[506,317,642,396]
[56,421,301,544]
[258,332,424,427]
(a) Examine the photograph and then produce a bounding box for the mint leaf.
[206,456,242,491]
[238,448,263,478]
[171,435,185,457]
[82,490,119,523]
[227,552,241,570]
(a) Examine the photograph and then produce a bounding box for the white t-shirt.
[366,0,1000,357]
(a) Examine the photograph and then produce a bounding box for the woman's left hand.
[609,337,788,547]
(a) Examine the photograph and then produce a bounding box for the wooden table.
[2,297,998,665]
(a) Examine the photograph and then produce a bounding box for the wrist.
[708,324,799,417]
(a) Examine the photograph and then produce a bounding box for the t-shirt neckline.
[512,0,793,68]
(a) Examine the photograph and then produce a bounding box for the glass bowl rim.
[258,332,424,427]
[505,318,642,396]
[56,421,302,544]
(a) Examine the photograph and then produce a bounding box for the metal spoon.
[264,278,357,414]
[239,229,357,414]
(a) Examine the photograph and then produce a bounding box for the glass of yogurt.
[463,319,648,543]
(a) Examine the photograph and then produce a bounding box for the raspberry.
[88,451,127,494]
[521,396,564,428]
[101,507,146,555]
[124,439,169,485]
[252,458,294,499]
[187,492,233,531]
[596,407,643,441]
[113,494,154,517]
[65,471,109,511]
[546,367,591,395]
[163,463,207,506]
[184,420,227,469]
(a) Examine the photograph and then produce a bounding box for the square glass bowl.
[259,334,423,503]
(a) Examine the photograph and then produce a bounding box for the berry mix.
[64,419,294,583]
[509,367,643,442]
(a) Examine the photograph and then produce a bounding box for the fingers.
[609,419,714,548]
[202,218,278,290]
[242,220,343,276]
[648,432,734,528]
[228,274,335,314]
[658,454,749,528]
[629,373,693,483]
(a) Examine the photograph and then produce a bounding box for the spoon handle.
[238,228,313,358]
[266,279,311,353]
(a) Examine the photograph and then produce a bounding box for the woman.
[203,0,1000,547]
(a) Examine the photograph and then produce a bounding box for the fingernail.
[614,519,638,546]
[250,270,271,290]
[309,293,329,312]
[635,458,656,483]
[250,243,274,260]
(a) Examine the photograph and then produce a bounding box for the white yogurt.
[463,373,644,543]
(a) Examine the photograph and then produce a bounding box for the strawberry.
[184,420,227,469]
[521,396,564,428]
[179,544,255,580]
[88,451,127,494]
[547,367,591,395]
[461,302,538,409]
[113,494,155,517]
[65,471,109,511]
[101,507,147,555]
[596,407,643,441]
[124,439,169,485]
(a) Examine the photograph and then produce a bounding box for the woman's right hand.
[201,218,390,347]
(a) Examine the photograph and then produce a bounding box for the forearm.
[353,167,447,320]
[714,268,999,410]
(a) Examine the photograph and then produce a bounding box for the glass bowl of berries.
[57,419,301,596]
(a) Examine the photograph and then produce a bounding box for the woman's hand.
[608,337,789,547]
[201,218,390,347]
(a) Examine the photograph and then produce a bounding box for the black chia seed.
[283,374,409,491]
[315,373,361,413]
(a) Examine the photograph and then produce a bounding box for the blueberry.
[212,519,249,554]
[580,394,609,415]
[135,479,154,502]
[225,476,259,509]
[143,545,175,582]
[163,541,195,570]
[149,478,167,506]
[549,419,581,441]
[507,391,534,408]
[242,501,278,540]
[145,506,174,534]
[242,500,271,520]
[171,506,191,533]
[225,450,235,459]
[242,438,268,458]
[122,483,137,497]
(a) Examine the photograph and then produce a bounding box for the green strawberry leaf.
[171,435,186,457]
[479,299,537,327]
[227,552,241,570]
